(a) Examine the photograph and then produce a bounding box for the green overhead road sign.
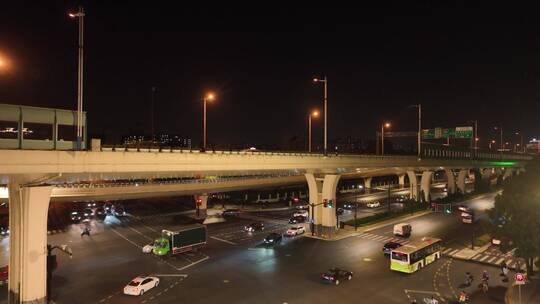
[422,126,473,139]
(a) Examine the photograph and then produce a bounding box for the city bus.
[390,237,442,273]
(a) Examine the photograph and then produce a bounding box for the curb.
[47,228,68,235]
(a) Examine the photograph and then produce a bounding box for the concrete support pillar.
[305,173,341,238]
[444,169,456,194]
[457,169,468,194]
[194,194,208,218]
[398,174,406,189]
[8,181,52,304]
[364,177,372,191]
[406,171,419,201]
[420,171,433,203]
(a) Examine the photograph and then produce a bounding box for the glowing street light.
[308,110,319,153]
[202,93,215,151]
[381,122,391,155]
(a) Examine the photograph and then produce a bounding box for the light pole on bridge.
[313,76,328,156]
[68,6,85,150]
[202,93,215,151]
[308,110,319,153]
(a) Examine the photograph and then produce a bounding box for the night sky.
[1,2,539,149]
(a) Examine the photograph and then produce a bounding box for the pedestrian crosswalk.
[356,232,411,245]
[441,245,524,270]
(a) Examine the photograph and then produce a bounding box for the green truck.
[152,224,207,256]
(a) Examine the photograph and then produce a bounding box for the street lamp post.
[381,122,391,155]
[202,93,215,151]
[515,132,523,153]
[494,126,503,153]
[313,77,328,155]
[308,110,319,153]
[69,6,85,150]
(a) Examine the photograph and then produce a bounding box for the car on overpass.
[123,276,160,296]
[321,268,353,285]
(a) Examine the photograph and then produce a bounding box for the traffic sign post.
[515,272,525,304]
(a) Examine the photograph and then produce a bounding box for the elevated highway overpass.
[0,148,530,304]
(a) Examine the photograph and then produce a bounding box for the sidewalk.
[443,243,524,271]
[303,210,432,241]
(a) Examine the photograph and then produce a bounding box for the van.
[393,223,412,237]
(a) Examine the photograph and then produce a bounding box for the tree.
[488,158,540,275]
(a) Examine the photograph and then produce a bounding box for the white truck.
[393,223,412,237]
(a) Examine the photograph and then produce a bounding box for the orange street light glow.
[312,111,319,117]
[384,122,391,128]
[206,93,215,100]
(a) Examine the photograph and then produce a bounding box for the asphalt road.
[0,190,502,304]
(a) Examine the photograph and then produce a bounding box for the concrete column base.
[196,208,207,219]
[311,224,336,239]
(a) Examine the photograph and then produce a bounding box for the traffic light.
[444,204,452,215]
[323,199,328,208]
[196,199,202,206]
[328,200,334,208]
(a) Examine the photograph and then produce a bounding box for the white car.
[142,244,154,254]
[293,210,309,218]
[286,226,306,236]
[366,201,380,208]
[123,276,160,296]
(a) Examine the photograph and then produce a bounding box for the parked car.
[244,222,264,232]
[289,216,306,224]
[222,209,241,216]
[123,276,160,296]
[321,268,353,285]
[366,201,381,208]
[293,210,309,218]
[286,226,306,236]
[383,241,402,255]
[263,232,282,245]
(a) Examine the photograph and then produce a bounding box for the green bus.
[390,237,442,273]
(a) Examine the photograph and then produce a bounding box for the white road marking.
[110,227,142,249]
[442,248,453,254]
[495,258,505,265]
[478,255,490,262]
[487,256,498,263]
[176,254,210,271]
[448,249,460,256]
[210,236,238,245]
[127,226,154,241]
[151,274,188,277]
